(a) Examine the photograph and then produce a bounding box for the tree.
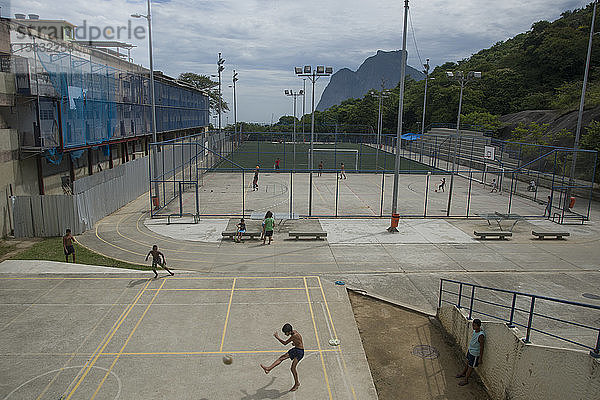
[178,72,229,113]
[460,112,503,133]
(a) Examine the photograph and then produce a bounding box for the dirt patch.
[348,291,489,400]
[0,238,42,262]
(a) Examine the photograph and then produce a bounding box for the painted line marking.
[90,279,166,399]
[304,277,333,400]
[220,278,237,352]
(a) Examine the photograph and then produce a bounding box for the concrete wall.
[437,305,600,400]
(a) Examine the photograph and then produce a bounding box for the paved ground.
[0,271,376,399]
[155,171,594,219]
[77,183,600,353]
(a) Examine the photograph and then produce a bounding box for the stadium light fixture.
[293,64,334,215]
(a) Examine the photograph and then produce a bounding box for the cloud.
[6,0,592,122]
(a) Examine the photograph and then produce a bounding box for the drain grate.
[412,345,439,359]
[582,293,600,301]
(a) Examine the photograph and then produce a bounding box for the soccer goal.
[308,148,359,171]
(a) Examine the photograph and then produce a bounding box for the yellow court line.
[220,278,236,352]
[303,277,333,400]
[0,275,319,281]
[91,279,166,400]
[145,287,320,291]
[317,276,357,400]
[64,279,152,400]
[101,349,340,355]
[34,287,132,400]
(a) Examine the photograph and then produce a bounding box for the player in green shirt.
[263,210,275,245]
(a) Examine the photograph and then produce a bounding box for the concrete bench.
[474,231,512,240]
[532,231,570,240]
[289,231,327,240]
[221,231,261,241]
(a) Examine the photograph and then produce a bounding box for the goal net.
[308,148,359,171]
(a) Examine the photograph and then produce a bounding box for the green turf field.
[216,141,439,172]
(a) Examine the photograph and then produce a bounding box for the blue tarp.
[401,133,421,141]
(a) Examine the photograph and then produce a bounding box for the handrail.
[438,278,600,358]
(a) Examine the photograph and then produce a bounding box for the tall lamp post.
[284,89,304,171]
[217,53,225,133]
[419,59,434,163]
[388,0,409,232]
[369,83,391,170]
[294,65,333,216]
[569,0,597,210]
[232,70,238,145]
[445,70,481,216]
[131,0,159,201]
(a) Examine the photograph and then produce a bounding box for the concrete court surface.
[158,171,593,218]
[77,187,600,353]
[0,273,377,400]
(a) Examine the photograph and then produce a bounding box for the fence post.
[508,293,517,328]
[335,169,339,217]
[379,168,385,217]
[438,280,443,308]
[457,283,463,308]
[468,285,476,320]
[524,296,536,343]
[591,330,600,358]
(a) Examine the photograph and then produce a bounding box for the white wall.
[437,305,600,400]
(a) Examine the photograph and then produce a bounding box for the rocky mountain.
[316,50,425,111]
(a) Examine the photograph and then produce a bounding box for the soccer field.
[216,141,439,172]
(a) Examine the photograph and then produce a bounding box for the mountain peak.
[316,50,424,111]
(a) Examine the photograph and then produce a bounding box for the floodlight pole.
[285,89,303,171]
[302,79,306,136]
[388,0,409,232]
[420,59,431,163]
[569,0,597,209]
[295,66,333,216]
[233,70,238,142]
[445,70,480,216]
[132,0,159,201]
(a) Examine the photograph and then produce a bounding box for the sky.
[4,0,591,123]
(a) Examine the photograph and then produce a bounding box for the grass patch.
[11,237,152,271]
[0,241,17,258]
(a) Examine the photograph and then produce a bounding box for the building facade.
[0,16,210,236]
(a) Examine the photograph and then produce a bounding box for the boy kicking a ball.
[261,323,304,392]
[145,245,174,279]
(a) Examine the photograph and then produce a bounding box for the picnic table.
[476,211,525,231]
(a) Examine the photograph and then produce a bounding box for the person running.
[275,158,280,171]
[145,245,174,278]
[236,218,246,243]
[253,167,259,191]
[339,162,346,179]
[263,210,275,245]
[456,319,485,386]
[260,323,304,392]
[63,229,76,263]
[438,177,446,192]
[527,180,537,192]
[490,178,499,193]
[318,161,323,177]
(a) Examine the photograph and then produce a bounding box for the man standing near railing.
[456,318,485,386]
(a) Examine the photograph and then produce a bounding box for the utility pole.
[388,0,409,232]
[569,0,597,209]
[233,70,238,143]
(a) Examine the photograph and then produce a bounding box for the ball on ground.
[222,355,233,365]
[435,189,438,192]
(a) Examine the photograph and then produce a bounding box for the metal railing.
[438,278,600,357]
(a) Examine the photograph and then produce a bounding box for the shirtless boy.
[63,229,75,263]
[260,323,304,392]
[145,245,174,278]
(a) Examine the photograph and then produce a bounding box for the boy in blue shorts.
[261,323,304,392]
[236,218,246,242]
[456,318,485,386]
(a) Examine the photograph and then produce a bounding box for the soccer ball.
[222,355,233,365]
[435,189,438,192]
